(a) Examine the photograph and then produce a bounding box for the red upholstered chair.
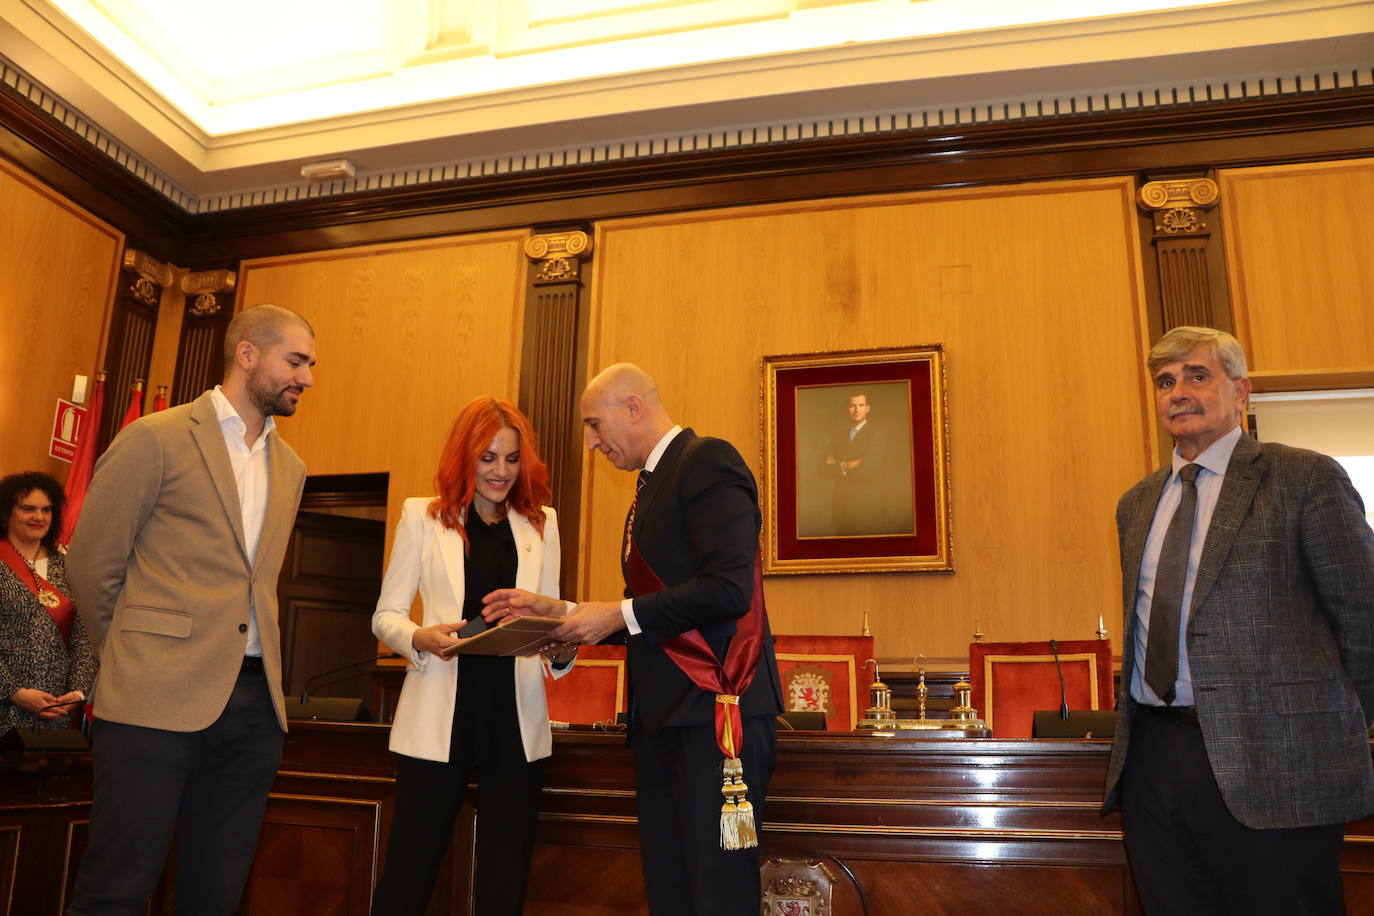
[773,635,875,731]
[967,639,1114,739]
[544,644,627,725]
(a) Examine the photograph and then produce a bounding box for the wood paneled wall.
[1221,157,1374,374]
[581,178,1156,660]
[236,232,529,539]
[0,158,122,477]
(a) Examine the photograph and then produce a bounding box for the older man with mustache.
[1102,326,1374,914]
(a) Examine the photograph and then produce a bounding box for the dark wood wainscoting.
[5,728,1374,914]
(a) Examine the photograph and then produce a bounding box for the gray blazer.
[1103,433,1374,829]
[0,552,97,734]
[67,391,306,732]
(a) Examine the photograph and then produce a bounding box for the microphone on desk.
[1049,639,1070,721]
[299,652,400,705]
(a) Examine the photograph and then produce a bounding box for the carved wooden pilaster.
[171,268,237,405]
[100,248,172,448]
[1137,175,1231,333]
[521,229,593,594]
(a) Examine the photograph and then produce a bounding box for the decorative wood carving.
[181,268,237,296]
[122,248,174,287]
[98,250,168,448]
[525,229,592,281]
[171,268,237,406]
[1137,178,1218,235]
[521,228,593,595]
[1138,175,1231,333]
[762,858,843,915]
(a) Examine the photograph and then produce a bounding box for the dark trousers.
[1120,705,1346,916]
[633,713,777,916]
[66,667,284,916]
[371,657,545,916]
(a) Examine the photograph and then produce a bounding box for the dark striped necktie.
[623,469,652,561]
[1144,462,1201,705]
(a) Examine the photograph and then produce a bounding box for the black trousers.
[371,657,545,916]
[66,666,284,916]
[1120,705,1346,916]
[633,713,777,916]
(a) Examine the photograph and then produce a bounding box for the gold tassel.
[719,757,758,850]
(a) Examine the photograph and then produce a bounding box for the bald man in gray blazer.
[1103,326,1374,914]
[66,305,317,916]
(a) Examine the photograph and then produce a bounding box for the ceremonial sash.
[0,540,76,644]
[624,533,768,850]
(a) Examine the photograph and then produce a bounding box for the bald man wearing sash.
[485,363,783,916]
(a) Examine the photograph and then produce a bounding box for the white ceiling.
[2,0,1372,206]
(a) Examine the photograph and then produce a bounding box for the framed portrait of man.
[762,345,951,574]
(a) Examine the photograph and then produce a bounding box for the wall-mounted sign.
[50,398,87,462]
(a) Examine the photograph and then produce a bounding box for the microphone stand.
[1049,639,1070,720]
[300,652,400,705]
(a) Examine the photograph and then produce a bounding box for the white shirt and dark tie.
[620,425,684,635]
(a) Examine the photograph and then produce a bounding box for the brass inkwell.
[856,656,988,737]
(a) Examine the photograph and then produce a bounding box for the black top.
[458,504,518,700]
[461,506,517,622]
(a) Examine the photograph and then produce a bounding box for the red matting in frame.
[767,346,949,573]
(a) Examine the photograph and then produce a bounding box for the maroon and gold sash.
[625,534,767,850]
[0,540,76,644]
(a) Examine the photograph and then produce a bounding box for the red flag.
[60,373,105,546]
[153,386,168,412]
[119,380,144,430]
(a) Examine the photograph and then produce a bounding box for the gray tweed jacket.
[0,551,97,734]
[1103,433,1374,829]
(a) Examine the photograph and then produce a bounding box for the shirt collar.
[644,425,683,474]
[1171,424,1242,481]
[211,385,275,445]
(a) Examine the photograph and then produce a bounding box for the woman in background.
[0,471,96,736]
[370,397,574,915]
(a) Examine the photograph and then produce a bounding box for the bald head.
[223,304,314,371]
[580,363,674,471]
[585,363,661,407]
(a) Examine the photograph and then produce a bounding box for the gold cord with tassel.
[719,756,757,849]
[714,693,757,850]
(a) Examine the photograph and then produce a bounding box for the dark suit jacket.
[825,421,885,534]
[1104,433,1374,829]
[825,421,884,480]
[622,429,783,734]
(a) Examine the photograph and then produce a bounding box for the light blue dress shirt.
[1129,425,1244,707]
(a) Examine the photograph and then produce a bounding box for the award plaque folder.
[439,616,563,658]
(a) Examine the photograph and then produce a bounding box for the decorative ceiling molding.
[5,48,1373,215]
[1,53,195,209]
[6,0,1372,189]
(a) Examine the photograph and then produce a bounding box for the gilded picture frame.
[762,344,952,575]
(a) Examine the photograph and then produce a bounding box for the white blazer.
[372,497,571,763]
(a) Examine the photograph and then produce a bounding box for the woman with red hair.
[371,397,574,915]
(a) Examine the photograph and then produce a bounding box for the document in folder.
[439,616,563,658]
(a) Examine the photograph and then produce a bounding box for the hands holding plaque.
[482,588,627,655]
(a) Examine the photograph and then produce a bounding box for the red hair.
[429,397,552,551]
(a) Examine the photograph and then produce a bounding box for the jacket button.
[238,623,248,633]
